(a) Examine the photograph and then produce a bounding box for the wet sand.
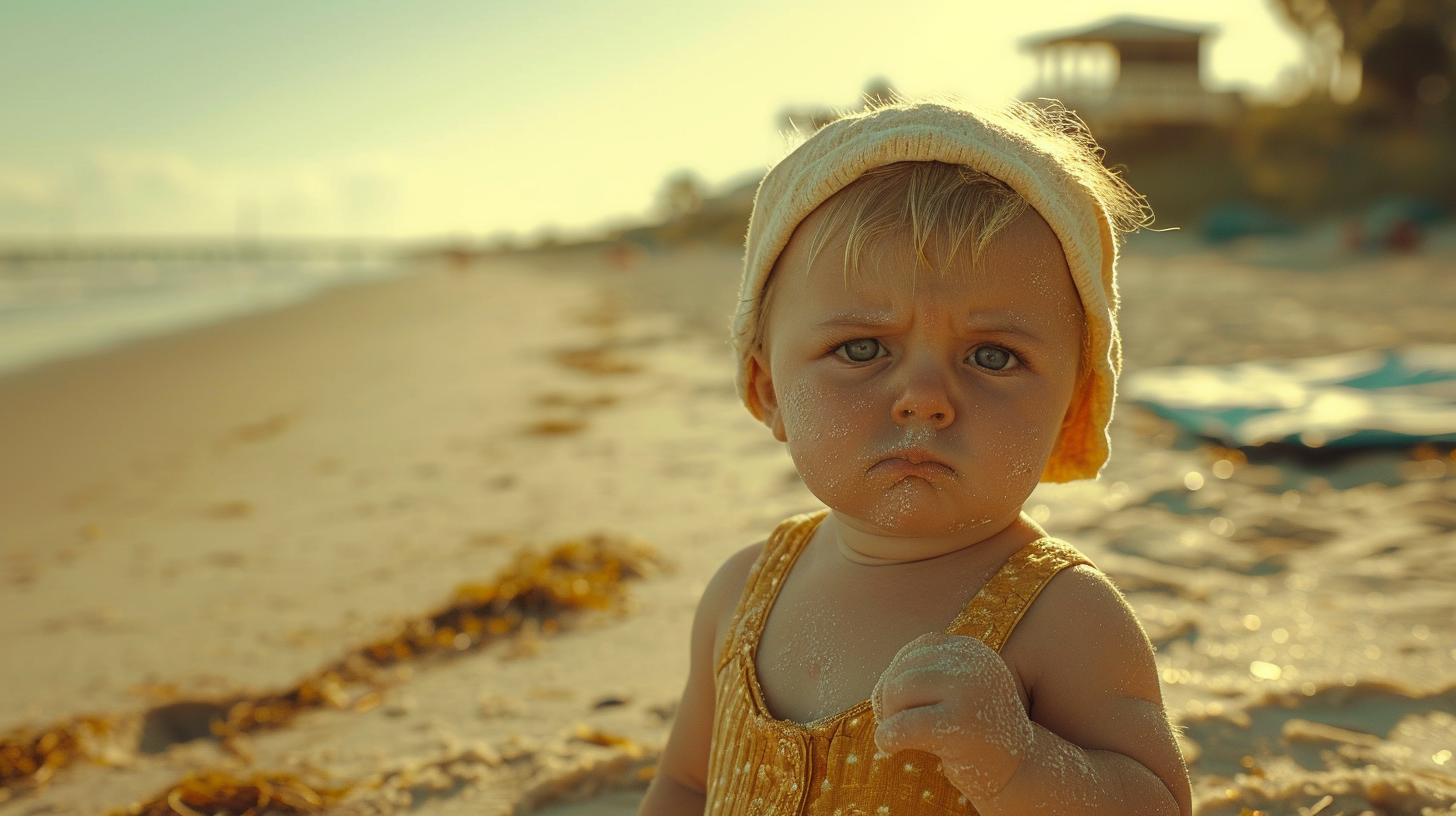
[1,238,1454,815]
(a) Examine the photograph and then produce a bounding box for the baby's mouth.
[869,449,957,481]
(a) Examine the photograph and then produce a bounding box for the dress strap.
[716,509,828,674]
[945,537,1094,652]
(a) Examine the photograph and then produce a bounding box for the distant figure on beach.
[638,98,1192,815]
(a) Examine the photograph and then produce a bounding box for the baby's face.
[754,206,1085,540]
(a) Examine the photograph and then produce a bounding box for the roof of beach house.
[1022,16,1215,49]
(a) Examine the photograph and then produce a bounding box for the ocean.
[0,246,404,378]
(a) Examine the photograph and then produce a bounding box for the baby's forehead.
[780,199,1070,285]
[772,161,1068,285]
[770,216,1080,324]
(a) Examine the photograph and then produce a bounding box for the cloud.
[337,170,402,232]
[0,166,62,234]
[0,151,411,238]
[68,152,226,234]
[327,155,406,233]
[0,166,56,206]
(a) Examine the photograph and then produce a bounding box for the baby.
[638,98,1192,816]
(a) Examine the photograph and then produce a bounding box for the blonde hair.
[803,160,1030,280]
[753,99,1149,353]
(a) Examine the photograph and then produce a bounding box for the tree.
[657,171,704,221]
[861,77,896,108]
[778,77,900,137]
[1271,0,1455,106]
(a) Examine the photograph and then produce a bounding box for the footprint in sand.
[206,501,255,519]
[553,346,641,376]
[527,419,588,436]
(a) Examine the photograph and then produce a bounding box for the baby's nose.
[890,378,955,430]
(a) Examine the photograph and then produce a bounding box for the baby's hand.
[872,632,1034,802]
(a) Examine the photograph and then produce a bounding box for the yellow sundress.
[705,509,1093,816]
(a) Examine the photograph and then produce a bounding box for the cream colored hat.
[733,98,1127,483]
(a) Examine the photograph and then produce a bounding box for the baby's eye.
[969,345,1018,371]
[837,338,884,363]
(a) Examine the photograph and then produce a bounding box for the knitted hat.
[733,98,1131,483]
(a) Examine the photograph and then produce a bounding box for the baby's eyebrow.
[960,312,1049,342]
[816,312,898,330]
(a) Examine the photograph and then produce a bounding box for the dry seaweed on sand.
[571,724,646,758]
[107,770,348,816]
[215,534,660,737]
[0,535,660,797]
[361,533,657,668]
[0,715,120,799]
[109,721,652,816]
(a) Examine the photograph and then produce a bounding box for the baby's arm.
[638,544,762,816]
[874,566,1192,816]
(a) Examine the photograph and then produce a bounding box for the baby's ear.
[747,353,788,443]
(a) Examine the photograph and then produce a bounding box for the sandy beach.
[2,238,1455,815]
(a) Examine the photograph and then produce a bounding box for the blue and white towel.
[1124,346,1456,448]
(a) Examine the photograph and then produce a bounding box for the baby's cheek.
[779,377,861,443]
[1013,424,1058,478]
[778,379,868,498]
[776,377,821,441]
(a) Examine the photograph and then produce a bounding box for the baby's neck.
[828,510,1043,566]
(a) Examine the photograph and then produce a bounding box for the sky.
[0,0,1312,242]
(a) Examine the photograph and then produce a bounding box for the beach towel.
[1124,346,1456,448]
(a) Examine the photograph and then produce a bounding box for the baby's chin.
[821,488,997,540]
[857,513,990,540]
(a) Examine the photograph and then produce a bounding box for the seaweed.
[216,534,659,737]
[0,534,659,799]
[0,716,118,798]
[571,724,646,757]
[109,770,348,816]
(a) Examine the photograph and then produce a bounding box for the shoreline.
[0,253,406,381]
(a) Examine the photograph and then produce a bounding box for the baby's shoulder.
[706,541,765,602]
[700,542,767,657]
[1016,563,1145,652]
[1028,562,1131,623]
[1006,561,1162,707]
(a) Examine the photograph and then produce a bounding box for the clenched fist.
[872,632,1035,802]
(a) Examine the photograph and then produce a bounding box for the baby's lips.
[869,457,956,483]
